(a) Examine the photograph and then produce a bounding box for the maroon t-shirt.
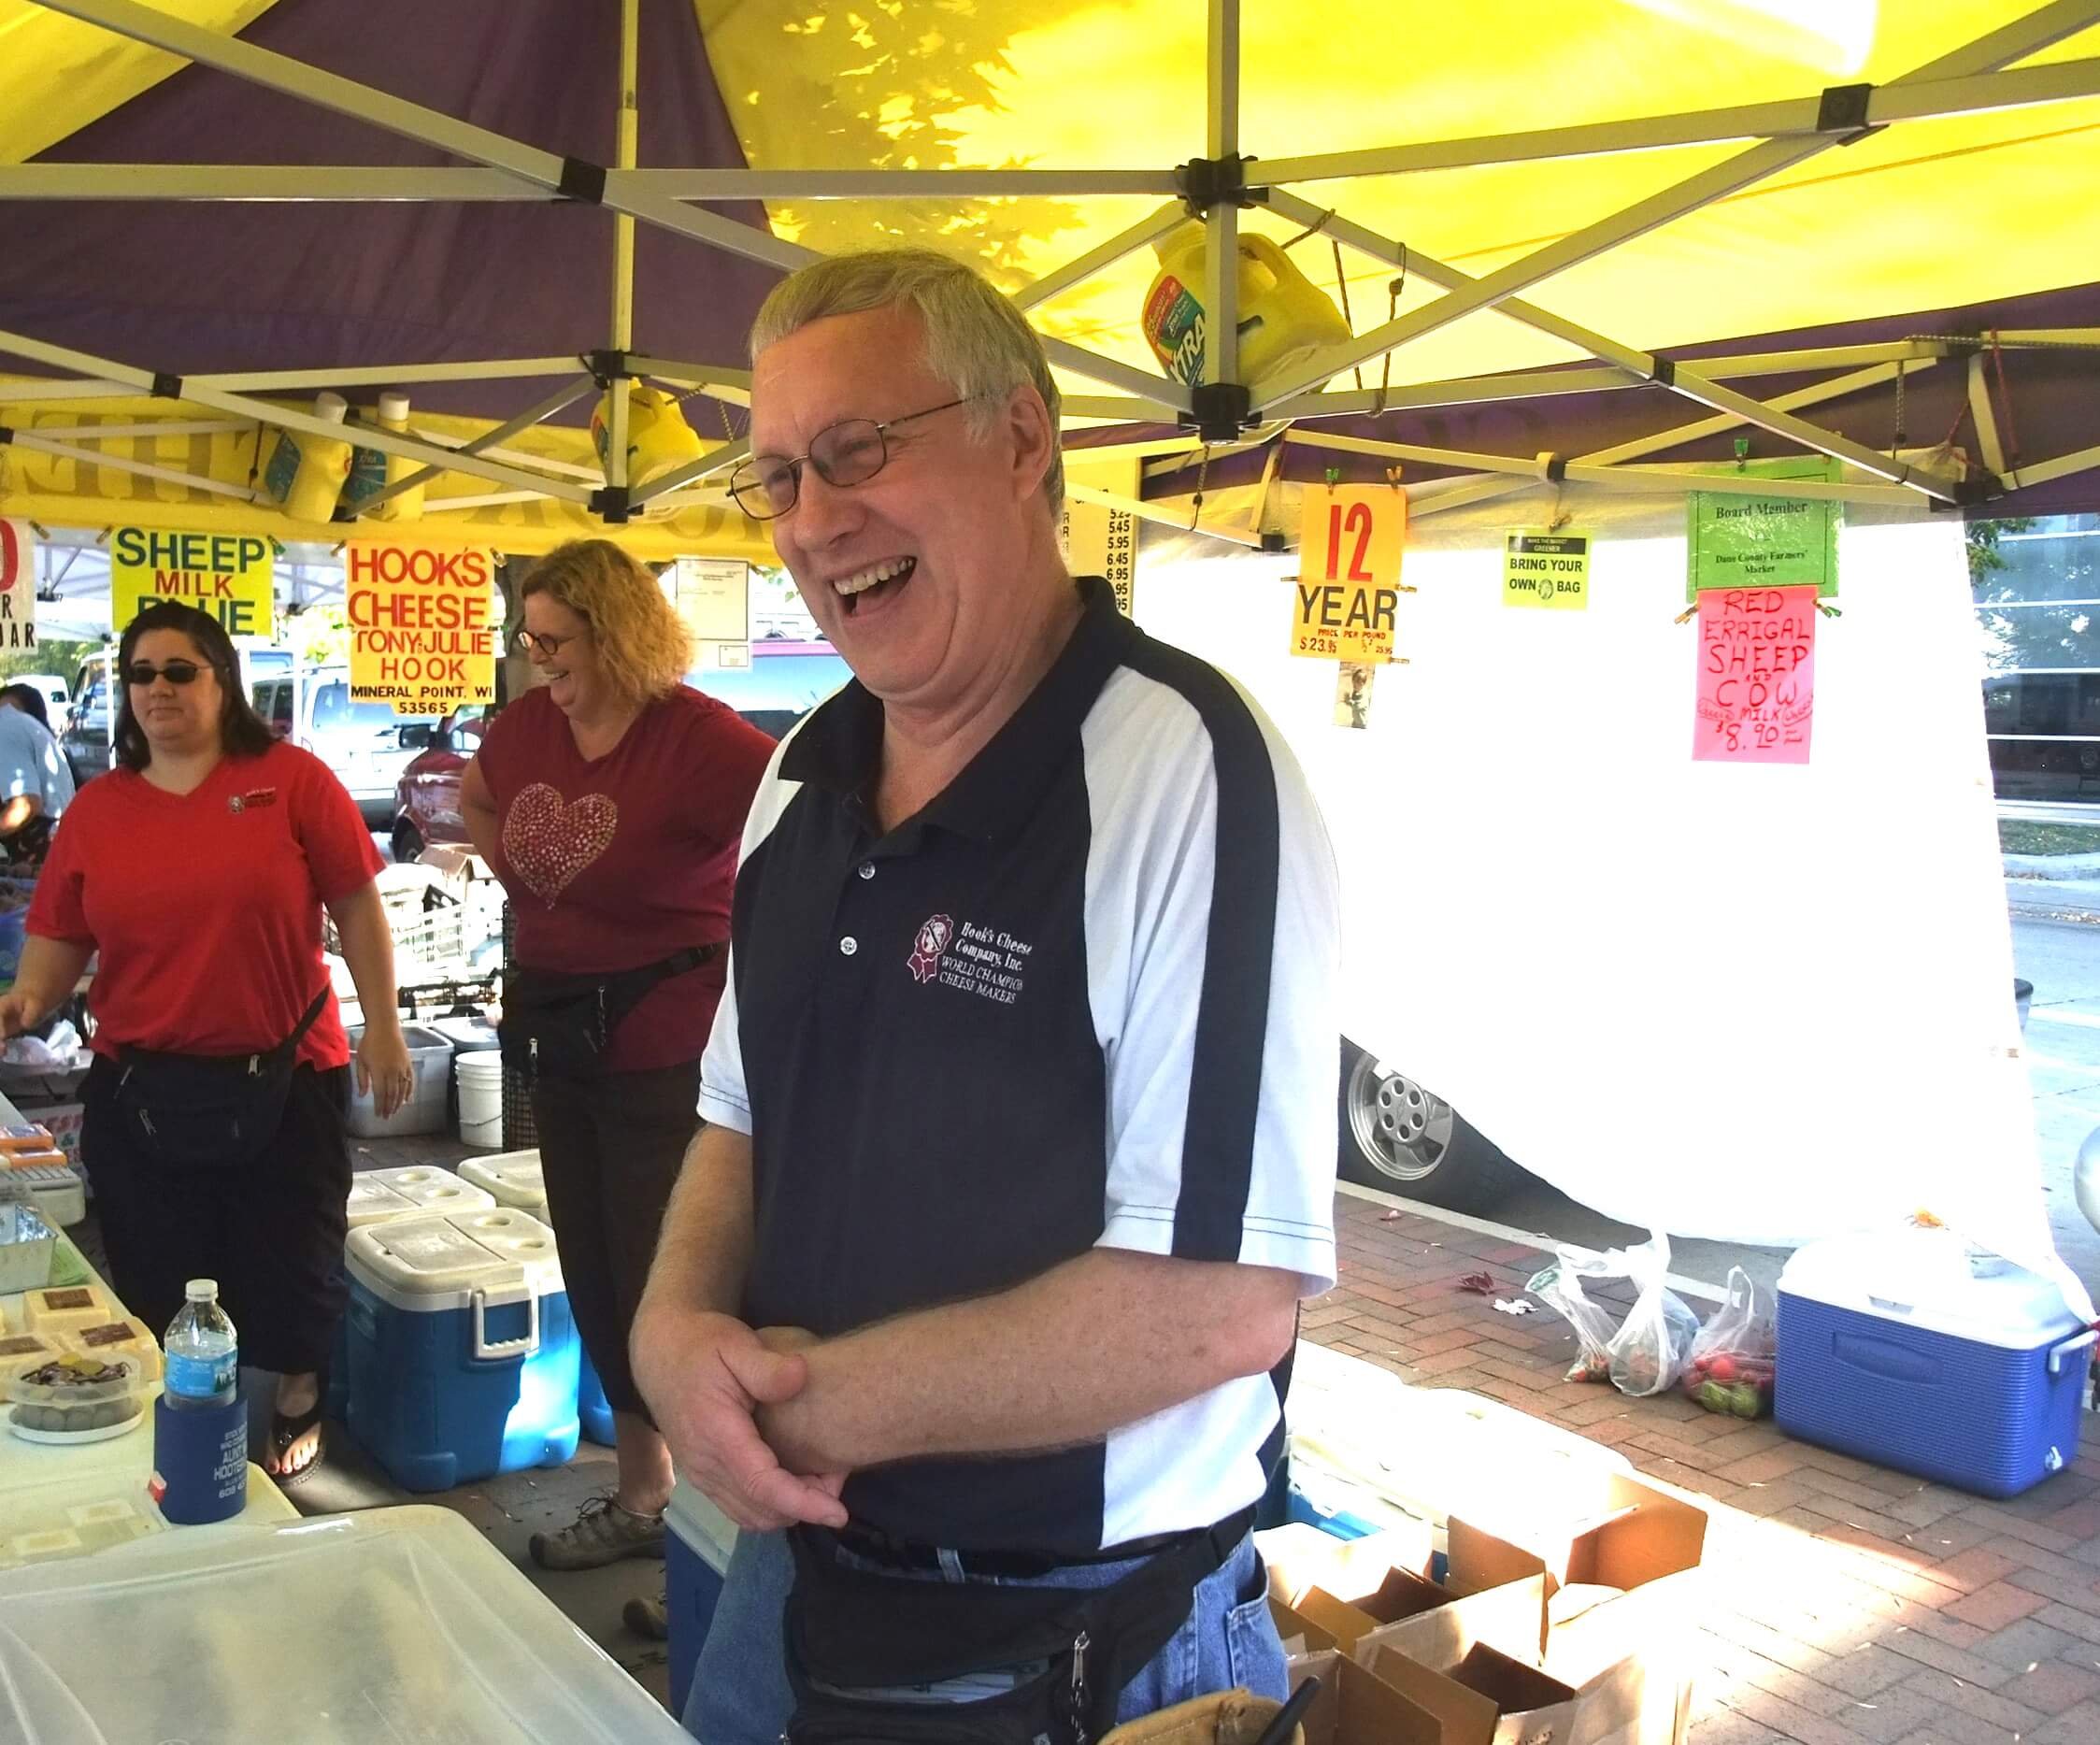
[474,685,774,1072]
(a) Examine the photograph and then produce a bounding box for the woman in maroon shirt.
[464,539,773,1570]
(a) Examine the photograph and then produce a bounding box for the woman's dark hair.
[112,602,277,772]
[0,684,49,729]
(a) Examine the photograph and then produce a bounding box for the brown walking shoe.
[528,1495,666,1571]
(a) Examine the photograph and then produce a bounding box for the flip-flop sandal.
[269,1395,327,1486]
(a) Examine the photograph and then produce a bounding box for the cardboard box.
[1365,1635,1644,1745]
[1271,1595,1341,1659]
[1446,1472,1707,1744]
[1288,1649,1443,1745]
[1259,1522,1435,1609]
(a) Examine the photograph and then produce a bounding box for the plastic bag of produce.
[1605,1233,1701,1398]
[1527,1248,1622,1384]
[1682,1266,1777,1417]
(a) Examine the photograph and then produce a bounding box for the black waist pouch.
[498,942,722,1080]
[784,1512,1250,1745]
[115,987,329,1168]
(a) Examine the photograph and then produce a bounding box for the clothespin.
[1734,436,1752,472]
[1817,600,1843,619]
[93,527,110,546]
[269,536,287,557]
[1675,601,1699,624]
[1324,466,1342,489]
[27,522,48,539]
[1386,464,1403,492]
[329,541,346,557]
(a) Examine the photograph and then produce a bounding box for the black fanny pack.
[498,942,723,1080]
[783,1510,1251,1745]
[114,987,330,1169]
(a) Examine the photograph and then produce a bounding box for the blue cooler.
[343,1207,580,1493]
[457,1151,616,1447]
[1778,1229,2096,1498]
[329,1169,498,1423]
[664,1478,738,1719]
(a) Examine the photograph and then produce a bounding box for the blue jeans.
[683,1527,1284,1743]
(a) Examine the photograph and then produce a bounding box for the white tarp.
[1137,492,2091,1317]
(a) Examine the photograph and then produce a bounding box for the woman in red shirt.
[0,601,412,1483]
[463,539,773,1569]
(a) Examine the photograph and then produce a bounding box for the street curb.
[2004,852,2100,880]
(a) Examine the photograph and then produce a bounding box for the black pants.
[81,1056,352,1375]
[530,1057,702,1418]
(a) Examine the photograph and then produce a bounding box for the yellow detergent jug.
[261,391,354,524]
[591,382,706,495]
[1141,221,1353,389]
[340,392,425,522]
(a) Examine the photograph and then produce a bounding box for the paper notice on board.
[1693,584,1817,764]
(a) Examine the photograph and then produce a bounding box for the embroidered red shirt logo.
[227,787,278,814]
[907,914,952,985]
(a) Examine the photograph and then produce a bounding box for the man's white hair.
[750,248,1064,512]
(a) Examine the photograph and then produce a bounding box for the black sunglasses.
[124,660,214,687]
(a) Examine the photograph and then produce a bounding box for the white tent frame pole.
[1405,358,1927,516]
[1011,206,1188,312]
[626,438,751,509]
[2,429,264,501]
[2007,442,2100,490]
[6,56,2095,204]
[1066,479,1262,549]
[24,420,249,440]
[0,379,149,402]
[0,327,598,506]
[1967,352,2016,485]
[187,359,580,391]
[625,358,752,391]
[352,378,596,515]
[1249,2,2100,411]
[1254,58,2100,184]
[1262,190,1961,498]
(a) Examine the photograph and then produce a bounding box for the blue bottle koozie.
[150,1391,247,1524]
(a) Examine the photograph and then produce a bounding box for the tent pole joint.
[1649,356,1677,387]
[1816,82,1884,145]
[1183,381,1253,444]
[559,157,608,204]
[1176,153,1265,221]
[591,484,633,523]
[150,371,184,400]
[585,349,630,383]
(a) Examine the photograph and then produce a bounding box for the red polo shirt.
[28,742,381,1068]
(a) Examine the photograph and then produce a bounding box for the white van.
[250,667,441,825]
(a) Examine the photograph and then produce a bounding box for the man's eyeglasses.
[728,397,977,521]
[514,628,584,659]
[124,660,211,687]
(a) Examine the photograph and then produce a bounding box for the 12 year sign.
[1693,584,1816,765]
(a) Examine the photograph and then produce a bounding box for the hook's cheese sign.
[0,520,34,651]
[347,544,497,715]
[1293,484,1404,661]
[108,527,274,637]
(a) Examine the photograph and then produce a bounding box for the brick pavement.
[1314,1190,2100,1745]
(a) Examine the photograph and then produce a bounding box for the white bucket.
[456,1051,507,1150]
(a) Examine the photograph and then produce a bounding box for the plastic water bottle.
[164,1280,237,1410]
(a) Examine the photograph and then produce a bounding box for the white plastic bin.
[456,1151,545,1210]
[345,1023,453,1138]
[0,1504,690,1741]
[354,1166,496,1217]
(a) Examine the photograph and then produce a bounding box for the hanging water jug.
[1141,222,1352,390]
[261,391,355,524]
[591,382,706,496]
[341,392,426,523]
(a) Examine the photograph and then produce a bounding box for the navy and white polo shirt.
[700,576,1339,1556]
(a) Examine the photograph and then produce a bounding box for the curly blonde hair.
[520,539,693,703]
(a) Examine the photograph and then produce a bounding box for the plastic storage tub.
[665,1479,738,1718]
[456,1151,545,1210]
[0,1504,692,1742]
[354,1165,497,1217]
[343,1208,579,1492]
[1778,1229,2096,1497]
[344,1023,454,1138]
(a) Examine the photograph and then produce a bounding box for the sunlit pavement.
[1317,1186,2100,1745]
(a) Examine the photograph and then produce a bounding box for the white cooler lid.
[345,1177,419,1228]
[456,1151,546,1210]
[664,1476,738,1572]
[360,1165,497,1214]
[347,1209,563,1309]
[1779,1227,2088,1350]
[0,1504,690,1743]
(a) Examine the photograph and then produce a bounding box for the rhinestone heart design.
[502,782,620,908]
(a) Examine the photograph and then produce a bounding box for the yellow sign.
[1503,530,1591,609]
[108,526,274,637]
[1061,499,1137,616]
[346,544,498,716]
[1293,484,1404,661]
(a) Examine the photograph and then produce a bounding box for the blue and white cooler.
[1778,1228,2097,1498]
[664,1478,738,1718]
[455,1149,616,1448]
[331,1167,500,1422]
[343,1207,581,1492]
